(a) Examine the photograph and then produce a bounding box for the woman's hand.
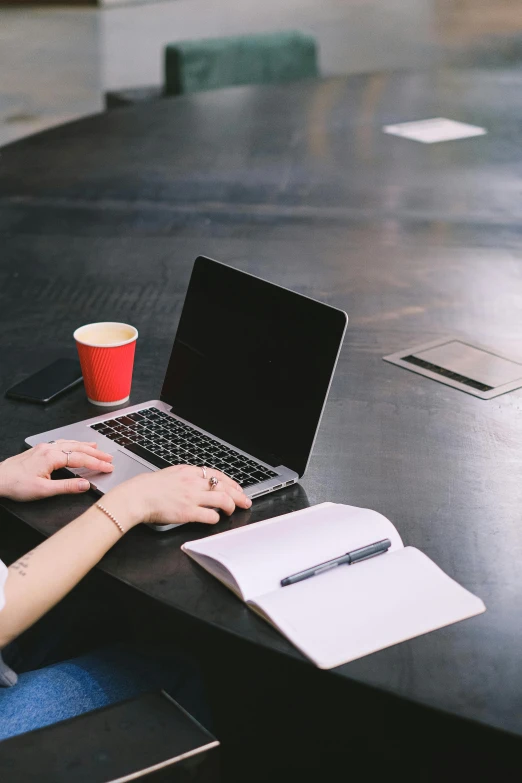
[106,464,252,528]
[0,441,114,501]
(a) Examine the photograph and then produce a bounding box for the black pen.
[280,538,392,587]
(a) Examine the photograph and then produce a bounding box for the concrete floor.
[0,0,521,147]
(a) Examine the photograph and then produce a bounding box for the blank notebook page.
[250,547,486,669]
[184,503,403,601]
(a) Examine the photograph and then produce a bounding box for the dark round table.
[1,70,522,780]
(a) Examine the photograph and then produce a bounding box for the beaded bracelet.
[96,503,125,534]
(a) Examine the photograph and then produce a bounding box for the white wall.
[100,0,434,90]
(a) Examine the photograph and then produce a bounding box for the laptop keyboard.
[89,407,278,488]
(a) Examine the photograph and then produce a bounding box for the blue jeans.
[0,643,208,741]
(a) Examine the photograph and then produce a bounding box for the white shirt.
[0,558,7,611]
[0,557,17,686]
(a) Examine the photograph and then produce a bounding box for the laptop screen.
[160,257,347,476]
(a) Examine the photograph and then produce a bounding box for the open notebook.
[182,503,485,669]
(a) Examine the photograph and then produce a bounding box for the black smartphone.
[5,359,83,404]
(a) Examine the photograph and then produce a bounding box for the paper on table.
[182,504,329,599]
[251,547,486,669]
[383,118,487,144]
[183,503,403,602]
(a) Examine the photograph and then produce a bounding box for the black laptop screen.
[160,257,347,476]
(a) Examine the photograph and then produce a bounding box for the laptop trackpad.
[74,450,154,492]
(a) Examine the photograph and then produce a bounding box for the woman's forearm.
[0,493,138,648]
[0,462,250,649]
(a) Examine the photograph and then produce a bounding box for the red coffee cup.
[74,322,138,406]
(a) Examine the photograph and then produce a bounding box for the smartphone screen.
[5,359,83,404]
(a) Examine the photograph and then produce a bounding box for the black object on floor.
[0,690,220,783]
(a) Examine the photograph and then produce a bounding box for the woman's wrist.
[0,460,11,499]
[98,486,145,530]
[0,460,18,501]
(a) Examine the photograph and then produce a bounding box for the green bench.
[164,31,319,96]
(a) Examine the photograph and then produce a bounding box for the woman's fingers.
[54,449,114,474]
[37,441,114,473]
[191,507,221,525]
[204,480,251,508]
[53,441,113,463]
[35,476,92,497]
[199,466,242,492]
[233,490,251,509]
[212,475,251,508]
[194,473,250,509]
[199,490,236,516]
[179,466,249,503]
[196,465,239,487]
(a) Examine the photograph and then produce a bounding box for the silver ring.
[209,476,218,490]
[201,466,208,479]
[62,449,73,467]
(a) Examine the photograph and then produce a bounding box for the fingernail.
[78,479,90,491]
[246,498,252,507]
[106,454,114,461]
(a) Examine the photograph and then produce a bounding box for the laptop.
[27,256,348,530]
